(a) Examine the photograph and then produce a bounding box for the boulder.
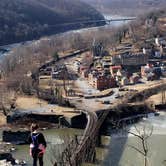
[2,130,30,145]
[0,152,15,165]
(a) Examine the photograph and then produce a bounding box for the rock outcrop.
[2,130,30,145]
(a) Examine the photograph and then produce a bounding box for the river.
[1,112,166,165]
[0,128,83,166]
[103,112,166,166]
[0,14,131,60]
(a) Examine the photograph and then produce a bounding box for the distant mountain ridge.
[81,0,166,15]
[0,0,104,45]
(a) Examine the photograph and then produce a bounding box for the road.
[64,55,121,111]
[72,87,119,111]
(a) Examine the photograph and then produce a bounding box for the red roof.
[111,66,122,70]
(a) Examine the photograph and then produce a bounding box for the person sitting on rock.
[28,123,47,166]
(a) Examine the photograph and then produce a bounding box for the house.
[155,37,166,47]
[130,73,140,84]
[161,66,166,77]
[40,67,53,76]
[81,69,89,78]
[152,67,162,79]
[147,72,155,81]
[121,77,130,86]
[111,55,121,65]
[79,65,89,78]
[74,61,81,72]
[52,71,61,79]
[141,64,153,77]
[141,64,162,81]
[102,62,111,69]
[110,65,122,77]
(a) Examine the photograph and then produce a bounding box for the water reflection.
[103,112,166,166]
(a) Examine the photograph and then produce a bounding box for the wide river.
[0,14,130,58]
[103,112,166,166]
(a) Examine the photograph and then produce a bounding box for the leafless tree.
[110,113,153,166]
[126,124,153,166]
[48,134,80,166]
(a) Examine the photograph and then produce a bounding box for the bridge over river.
[59,80,166,166]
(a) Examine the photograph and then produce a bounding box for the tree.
[53,52,60,61]
[48,134,80,166]
[126,124,153,166]
[112,117,153,166]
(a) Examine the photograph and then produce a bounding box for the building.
[111,52,149,66]
[110,65,122,77]
[141,64,153,77]
[141,64,162,81]
[130,73,140,84]
[121,77,130,86]
[79,65,89,78]
[88,72,116,90]
[39,67,53,76]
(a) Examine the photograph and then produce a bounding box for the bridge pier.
[96,132,102,147]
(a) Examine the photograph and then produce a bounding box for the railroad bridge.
[58,81,166,166]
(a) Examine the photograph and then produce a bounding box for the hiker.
[28,123,47,166]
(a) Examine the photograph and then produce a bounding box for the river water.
[1,112,166,166]
[103,112,166,166]
[0,128,83,166]
[0,14,130,59]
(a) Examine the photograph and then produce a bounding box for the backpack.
[31,133,40,150]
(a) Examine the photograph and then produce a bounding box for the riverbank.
[103,111,166,166]
[0,127,83,166]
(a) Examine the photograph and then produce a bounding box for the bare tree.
[126,124,153,166]
[48,134,80,166]
[111,117,153,166]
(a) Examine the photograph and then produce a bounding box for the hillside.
[81,0,166,16]
[0,0,104,45]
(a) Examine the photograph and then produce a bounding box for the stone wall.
[7,113,62,124]
[2,130,30,145]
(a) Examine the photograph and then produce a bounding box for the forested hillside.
[0,0,104,45]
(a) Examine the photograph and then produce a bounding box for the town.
[0,4,166,166]
[38,36,166,96]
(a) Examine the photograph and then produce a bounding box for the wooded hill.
[0,0,104,45]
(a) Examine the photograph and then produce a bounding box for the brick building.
[89,73,116,90]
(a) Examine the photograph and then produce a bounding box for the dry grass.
[146,92,163,105]
[16,96,48,110]
[126,78,166,91]
[0,112,6,126]
[15,95,77,117]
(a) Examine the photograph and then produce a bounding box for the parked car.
[102,100,110,104]
[115,94,121,98]
[87,89,92,95]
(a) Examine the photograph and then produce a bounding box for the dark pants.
[32,149,44,166]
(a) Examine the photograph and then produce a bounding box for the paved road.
[65,56,121,111]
